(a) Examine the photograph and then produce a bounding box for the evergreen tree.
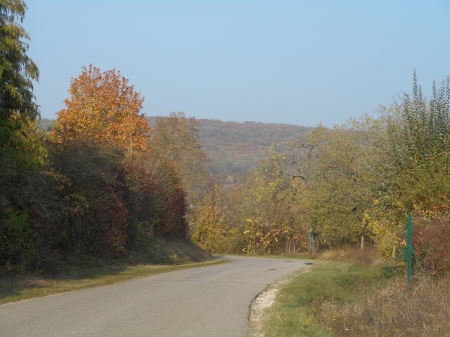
[0,0,39,152]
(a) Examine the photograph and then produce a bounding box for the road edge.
[247,266,313,337]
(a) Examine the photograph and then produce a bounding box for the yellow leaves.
[189,183,229,252]
[148,112,208,205]
[53,64,149,156]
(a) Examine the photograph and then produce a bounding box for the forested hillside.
[198,119,312,182]
[149,117,312,182]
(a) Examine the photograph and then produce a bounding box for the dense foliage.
[191,73,450,277]
[54,65,149,155]
[0,16,196,273]
[0,0,43,272]
[0,0,39,153]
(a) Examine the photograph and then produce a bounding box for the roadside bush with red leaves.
[413,213,450,277]
[124,154,188,243]
[164,188,188,239]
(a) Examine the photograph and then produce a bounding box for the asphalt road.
[0,256,309,337]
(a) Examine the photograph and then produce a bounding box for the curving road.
[0,256,309,337]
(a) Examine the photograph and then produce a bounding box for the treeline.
[42,117,311,185]
[191,73,450,276]
[0,2,207,273]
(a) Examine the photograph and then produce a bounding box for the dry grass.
[262,247,413,337]
[263,246,450,337]
[317,246,385,267]
[315,247,450,336]
[318,275,450,336]
[0,238,222,305]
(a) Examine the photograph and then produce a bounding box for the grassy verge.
[263,259,399,337]
[0,237,221,305]
[262,247,450,336]
[0,258,228,305]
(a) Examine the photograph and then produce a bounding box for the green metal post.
[407,213,412,287]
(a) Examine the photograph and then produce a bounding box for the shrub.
[413,213,450,277]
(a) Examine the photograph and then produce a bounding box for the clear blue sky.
[26,1,450,127]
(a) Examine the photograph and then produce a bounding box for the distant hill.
[39,117,312,183]
[37,118,55,131]
[147,117,312,183]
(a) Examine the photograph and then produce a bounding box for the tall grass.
[262,247,408,337]
[318,276,450,336]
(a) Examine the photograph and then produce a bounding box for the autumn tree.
[190,181,228,253]
[294,126,375,247]
[54,65,149,155]
[149,112,207,177]
[149,112,208,203]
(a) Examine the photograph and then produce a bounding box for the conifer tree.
[0,0,39,151]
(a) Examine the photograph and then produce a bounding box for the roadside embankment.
[0,237,220,305]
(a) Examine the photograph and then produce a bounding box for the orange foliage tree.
[54,65,149,154]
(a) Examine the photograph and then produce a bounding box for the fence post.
[407,213,412,287]
[310,230,315,254]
